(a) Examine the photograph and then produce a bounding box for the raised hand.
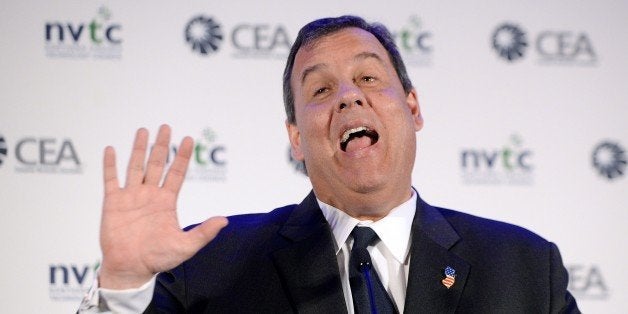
[98,125,228,289]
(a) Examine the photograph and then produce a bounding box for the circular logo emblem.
[492,23,527,62]
[592,141,626,180]
[185,15,223,55]
[0,135,7,166]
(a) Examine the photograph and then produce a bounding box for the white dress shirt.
[318,190,416,313]
[78,190,417,313]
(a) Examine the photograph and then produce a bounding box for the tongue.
[345,136,372,153]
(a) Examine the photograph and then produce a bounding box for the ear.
[406,88,423,131]
[286,120,305,161]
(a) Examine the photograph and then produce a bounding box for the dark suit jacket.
[146,191,579,313]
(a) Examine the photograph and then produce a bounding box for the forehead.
[291,27,391,82]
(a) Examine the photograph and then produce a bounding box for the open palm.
[98,125,227,289]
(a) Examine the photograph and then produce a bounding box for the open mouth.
[340,126,379,152]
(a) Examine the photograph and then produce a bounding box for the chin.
[345,174,388,195]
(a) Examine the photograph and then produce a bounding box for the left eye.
[362,76,375,82]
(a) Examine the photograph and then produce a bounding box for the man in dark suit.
[80,16,579,313]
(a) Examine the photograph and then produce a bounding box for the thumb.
[184,216,229,253]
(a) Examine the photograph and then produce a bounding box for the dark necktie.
[349,226,398,314]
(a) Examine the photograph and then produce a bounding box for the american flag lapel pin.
[442,266,456,289]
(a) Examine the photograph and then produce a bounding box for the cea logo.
[567,264,609,299]
[184,15,292,59]
[592,141,625,180]
[492,23,528,62]
[536,31,596,65]
[231,23,291,56]
[0,135,82,174]
[492,22,597,65]
[0,135,7,166]
[14,137,82,174]
[49,262,98,301]
[185,15,223,55]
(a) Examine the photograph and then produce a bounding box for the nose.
[339,99,363,110]
[337,83,366,112]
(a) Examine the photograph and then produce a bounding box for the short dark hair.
[283,15,413,124]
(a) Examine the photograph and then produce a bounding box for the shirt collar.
[317,188,417,264]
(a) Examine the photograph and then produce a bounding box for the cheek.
[376,95,417,136]
[299,103,333,133]
[370,87,403,106]
[294,121,324,156]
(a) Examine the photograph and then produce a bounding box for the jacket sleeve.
[549,242,580,314]
[144,269,187,313]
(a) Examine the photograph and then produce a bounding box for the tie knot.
[351,226,379,250]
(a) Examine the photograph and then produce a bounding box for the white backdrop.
[1,1,626,312]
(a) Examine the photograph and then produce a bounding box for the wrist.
[98,264,155,290]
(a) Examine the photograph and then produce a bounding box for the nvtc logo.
[185,15,223,55]
[49,262,98,301]
[592,141,626,180]
[492,23,528,62]
[460,134,534,185]
[165,128,227,181]
[393,15,433,66]
[45,6,122,59]
[0,135,7,166]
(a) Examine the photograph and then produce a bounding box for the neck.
[314,185,413,221]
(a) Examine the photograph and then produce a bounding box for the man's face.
[287,27,423,213]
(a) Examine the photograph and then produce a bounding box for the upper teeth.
[341,126,368,144]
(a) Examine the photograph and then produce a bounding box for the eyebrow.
[301,63,327,85]
[300,51,385,85]
[354,51,384,64]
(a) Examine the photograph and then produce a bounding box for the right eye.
[313,87,329,96]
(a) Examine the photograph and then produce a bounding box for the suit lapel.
[271,192,347,314]
[404,197,470,313]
